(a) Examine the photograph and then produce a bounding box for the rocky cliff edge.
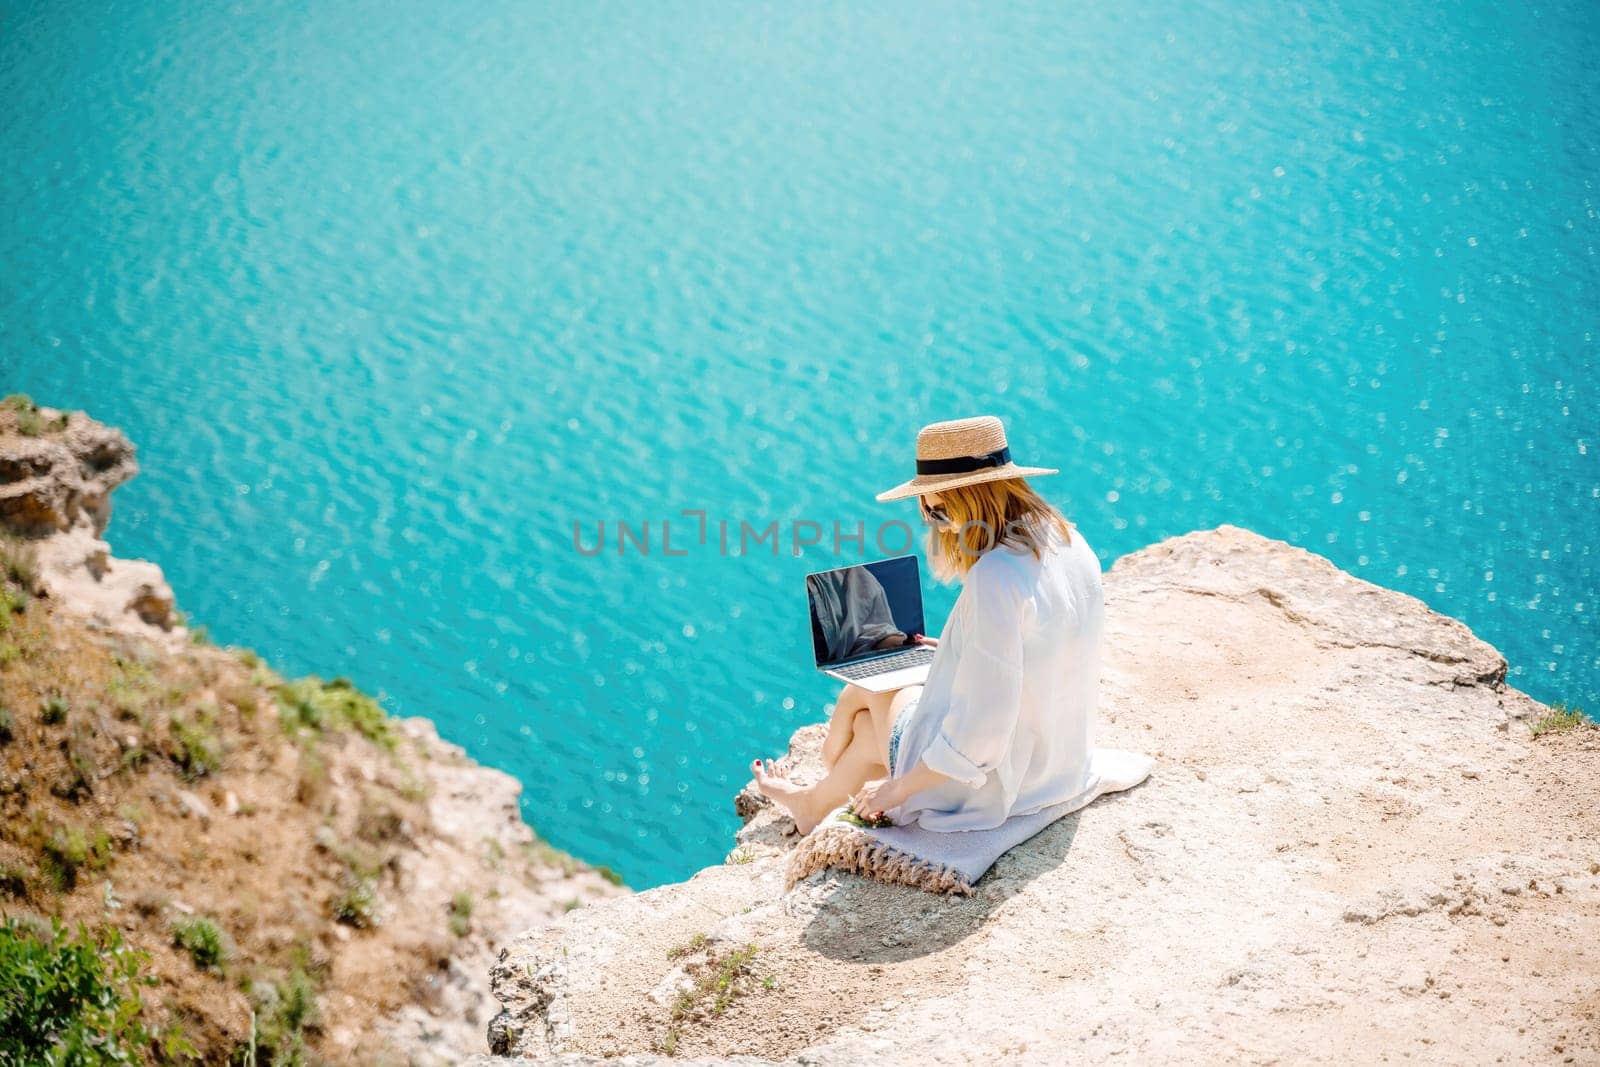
[483,524,1598,1065]
[0,397,628,1065]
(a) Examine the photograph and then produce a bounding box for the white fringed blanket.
[785,749,1155,895]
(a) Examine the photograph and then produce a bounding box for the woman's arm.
[849,570,1027,820]
[894,759,954,801]
[918,564,1028,788]
[848,758,953,819]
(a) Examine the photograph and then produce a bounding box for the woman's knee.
[853,710,889,771]
[836,682,871,711]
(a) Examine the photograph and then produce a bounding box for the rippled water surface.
[5,1,1597,887]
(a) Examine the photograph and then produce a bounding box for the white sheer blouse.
[888,522,1105,831]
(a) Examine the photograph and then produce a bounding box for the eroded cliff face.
[484,525,1599,1065]
[0,400,185,644]
[0,398,628,1065]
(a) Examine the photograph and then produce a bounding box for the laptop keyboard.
[831,646,935,680]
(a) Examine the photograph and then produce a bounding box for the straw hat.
[876,415,1058,502]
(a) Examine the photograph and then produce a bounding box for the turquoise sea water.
[4,2,1596,888]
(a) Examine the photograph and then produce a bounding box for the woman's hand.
[914,633,939,648]
[849,777,905,821]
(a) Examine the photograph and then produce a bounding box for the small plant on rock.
[172,915,229,970]
[40,691,68,725]
[659,942,764,1055]
[168,708,221,779]
[40,824,113,891]
[666,932,708,960]
[0,534,37,589]
[275,675,396,750]
[1529,699,1590,738]
[248,962,319,1066]
[331,875,381,928]
[448,892,474,937]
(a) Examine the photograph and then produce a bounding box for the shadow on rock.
[795,812,1082,964]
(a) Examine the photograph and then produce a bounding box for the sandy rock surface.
[488,525,1599,1065]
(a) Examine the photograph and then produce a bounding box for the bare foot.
[751,758,822,835]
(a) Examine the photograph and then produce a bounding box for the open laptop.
[806,555,935,693]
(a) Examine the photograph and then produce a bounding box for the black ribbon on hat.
[916,446,1012,476]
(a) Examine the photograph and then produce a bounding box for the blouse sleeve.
[919,563,1028,789]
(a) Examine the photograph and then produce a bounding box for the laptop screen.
[806,555,926,667]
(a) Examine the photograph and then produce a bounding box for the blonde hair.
[925,478,1073,583]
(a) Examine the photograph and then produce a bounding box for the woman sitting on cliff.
[752,415,1106,835]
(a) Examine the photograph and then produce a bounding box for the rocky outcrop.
[0,401,136,535]
[487,525,1599,1064]
[0,399,181,642]
[345,717,629,1064]
[0,399,630,1065]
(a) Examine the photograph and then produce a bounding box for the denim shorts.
[887,698,917,777]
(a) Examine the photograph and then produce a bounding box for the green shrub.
[0,586,26,619]
[40,693,68,726]
[275,676,395,750]
[1529,699,1591,738]
[0,536,36,590]
[172,916,228,971]
[40,825,112,891]
[117,745,149,774]
[51,719,98,803]
[448,893,473,938]
[168,709,220,779]
[330,875,380,928]
[0,916,187,1065]
[104,669,153,720]
[0,706,13,745]
[249,964,318,1066]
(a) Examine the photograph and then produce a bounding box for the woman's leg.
[753,724,885,835]
[867,684,923,769]
[822,683,923,771]
[819,683,872,770]
[752,684,922,834]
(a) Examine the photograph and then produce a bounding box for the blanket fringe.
[784,822,976,895]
